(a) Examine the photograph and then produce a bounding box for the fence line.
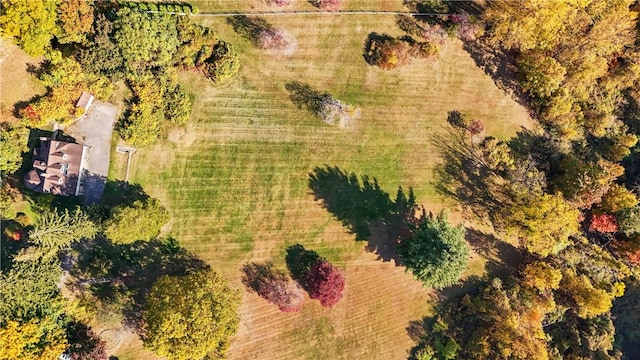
[144,10,449,17]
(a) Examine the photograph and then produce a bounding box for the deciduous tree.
[0,123,28,175]
[242,262,304,312]
[0,0,60,56]
[305,259,345,307]
[598,183,638,214]
[143,270,240,360]
[104,198,169,244]
[0,318,67,360]
[499,192,579,257]
[397,211,469,289]
[56,0,94,44]
[589,213,618,233]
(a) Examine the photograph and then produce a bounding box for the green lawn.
[114,9,531,360]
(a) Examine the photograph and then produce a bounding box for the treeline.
[1,0,240,148]
[406,0,640,359]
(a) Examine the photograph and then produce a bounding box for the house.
[23,138,88,197]
[75,92,94,112]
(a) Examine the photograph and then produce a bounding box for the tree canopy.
[397,211,469,289]
[143,270,240,360]
[0,123,28,175]
[0,0,59,56]
[104,198,169,244]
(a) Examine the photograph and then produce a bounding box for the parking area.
[65,101,118,205]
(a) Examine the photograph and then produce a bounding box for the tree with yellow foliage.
[0,319,67,360]
[0,0,60,56]
[598,183,639,214]
[499,192,579,257]
[143,269,240,360]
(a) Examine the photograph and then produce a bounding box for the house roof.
[24,138,86,196]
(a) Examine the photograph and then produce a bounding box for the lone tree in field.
[305,259,345,307]
[364,33,438,70]
[285,81,360,127]
[143,270,240,360]
[397,211,469,289]
[242,262,304,312]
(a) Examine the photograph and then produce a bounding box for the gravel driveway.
[66,101,118,205]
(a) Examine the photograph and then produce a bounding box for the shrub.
[364,33,436,70]
[305,259,345,307]
[266,0,292,6]
[203,41,240,85]
[163,83,193,125]
[364,35,412,70]
[242,262,304,312]
[309,0,343,11]
[318,96,361,127]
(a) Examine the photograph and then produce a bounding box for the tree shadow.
[285,244,320,289]
[226,15,271,46]
[308,165,416,263]
[612,277,640,359]
[80,170,107,206]
[465,227,522,277]
[284,81,328,117]
[242,261,282,293]
[69,237,209,332]
[462,39,532,110]
[431,125,506,223]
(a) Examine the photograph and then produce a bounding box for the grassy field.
[107,6,531,359]
[0,38,45,124]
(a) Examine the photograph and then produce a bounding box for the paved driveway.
[66,101,118,205]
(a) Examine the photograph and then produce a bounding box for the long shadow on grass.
[69,237,208,331]
[308,165,417,263]
[285,244,321,289]
[284,81,328,117]
[227,15,271,46]
[432,125,506,224]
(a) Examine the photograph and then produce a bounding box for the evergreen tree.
[397,211,469,289]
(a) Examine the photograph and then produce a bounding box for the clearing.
[107,7,531,360]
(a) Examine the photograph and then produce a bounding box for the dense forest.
[1,0,640,359]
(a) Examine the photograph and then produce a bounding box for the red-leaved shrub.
[305,260,345,307]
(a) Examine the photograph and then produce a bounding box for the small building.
[75,92,94,112]
[23,138,87,197]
